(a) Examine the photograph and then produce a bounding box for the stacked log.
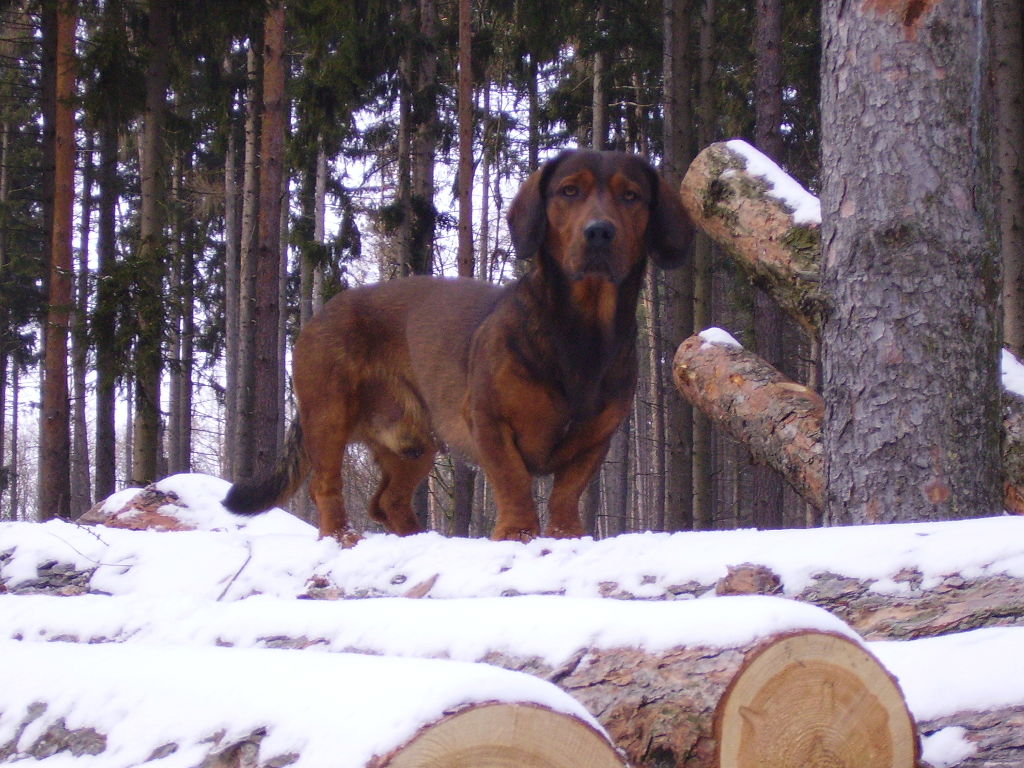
[0,640,621,768]
[0,594,918,768]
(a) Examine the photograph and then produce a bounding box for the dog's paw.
[321,527,363,548]
[543,523,585,539]
[491,525,540,543]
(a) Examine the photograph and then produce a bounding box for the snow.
[872,627,1024,721]
[3,473,1024,765]
[921,728,977,768]
[724,138,822,225]
[0,593,860,668]
[699,326,742,349]
[0,640,597,768]
[8,500,1023,602]
[1002,347,1024,397]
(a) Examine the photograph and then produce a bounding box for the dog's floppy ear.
[647,173,694,269]
[507,153,568,260]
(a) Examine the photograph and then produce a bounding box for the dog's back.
[295,276,506,460]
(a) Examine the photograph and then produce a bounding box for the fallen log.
[672,329,825,508]
[673,328,1024,520]
[679,140,824,336]
[0,594,918,768]
[0,639,619,768]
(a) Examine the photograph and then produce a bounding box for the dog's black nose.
[584,219,616,246]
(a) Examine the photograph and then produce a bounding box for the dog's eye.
[560,184,579,198]
[622,189,641,202]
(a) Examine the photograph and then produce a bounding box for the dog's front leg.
[472,418,541,542]
[546,437,612,538]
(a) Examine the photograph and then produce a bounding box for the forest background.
[2,0,1022,537]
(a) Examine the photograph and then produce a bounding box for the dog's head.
[507,150,693,284]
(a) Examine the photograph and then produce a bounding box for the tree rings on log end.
[381,702,624,768]
[715,632,918,768]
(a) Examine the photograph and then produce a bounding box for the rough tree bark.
[994,0,1024,355]
[452,0,475,536]
[680,141,823,336]
[751,0,786,530]
[673,333,825,509]
[252,2,286,474]
[37,0,75,520]
[661,0,695,530]
[820,0,1002,524]
[131,0,170,487]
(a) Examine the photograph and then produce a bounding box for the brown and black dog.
[224,150,693,542]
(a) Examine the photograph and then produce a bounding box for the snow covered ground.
[2,472,1024,766]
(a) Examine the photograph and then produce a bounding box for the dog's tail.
[223,421,310,516]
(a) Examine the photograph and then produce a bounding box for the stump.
[715,632,918,768]
[378,703,623,768]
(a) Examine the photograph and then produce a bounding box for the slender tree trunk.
[751,0,786,529]
[234,41,261,480]
[408,0,438,277]
[820,0,1002,524]
[70,131,93,512]
[661,0,695,531]
[994,0,1024,355]
[223,95,241,479]
[591,2,609,150]
[644,271,666,529]
[168,152,184,473]
[527,54,540,172]
[131,0,170,487]
[452,0,475,536]
[38,0,75,520]
[252,1,286,474]
[94,118,118,501]
[0,120,8,515]
[692,0,716,531]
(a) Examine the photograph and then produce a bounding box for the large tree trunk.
[38,0,75,520]
[820,0,1001,524]
[131,0,170,487]
[994,0,1024,355]
[251,2,286,474]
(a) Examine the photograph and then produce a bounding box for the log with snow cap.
[0,640,621,768]
[0,593,918,768]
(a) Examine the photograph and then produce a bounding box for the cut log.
[375,703,621,768]
[679,140,824,336]
[714,632,917,768]
[672,330,825,509]
[0,640,616,768]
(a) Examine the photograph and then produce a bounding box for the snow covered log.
[672,330,825,509]
[679,140,824,336]
[0,640,621,768]
[873,628,1024,768]
[0,594,919,768]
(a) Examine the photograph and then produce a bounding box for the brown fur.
[224,150,694,542]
